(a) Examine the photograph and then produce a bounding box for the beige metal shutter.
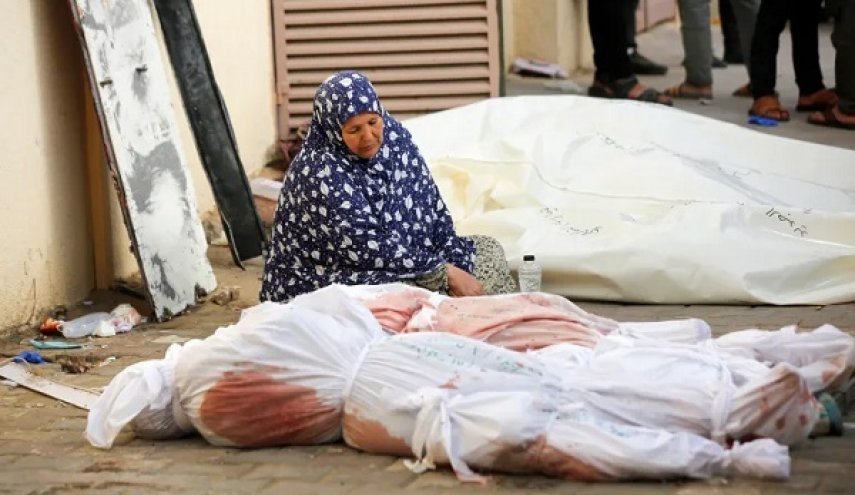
[271,0,501,140]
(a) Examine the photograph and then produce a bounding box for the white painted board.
[0,363,100,410]
[69,0,216,319]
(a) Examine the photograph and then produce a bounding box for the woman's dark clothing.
[260,72,475,302]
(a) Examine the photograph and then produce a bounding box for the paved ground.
[507,21,854,151]
[1,20,854,495]
[0,246,853,495]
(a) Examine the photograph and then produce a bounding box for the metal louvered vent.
[272,0,500,139]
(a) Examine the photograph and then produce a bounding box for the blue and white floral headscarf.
[260,71,475,301]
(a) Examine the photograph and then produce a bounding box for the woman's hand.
[447,264,485,297]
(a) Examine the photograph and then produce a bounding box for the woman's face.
[342,112,383,159]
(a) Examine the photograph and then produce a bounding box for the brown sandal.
[664,83,713,100]
[749,95,790,122]
[589,78,673,106]
[796,88,839,112]
[808,105,855,130]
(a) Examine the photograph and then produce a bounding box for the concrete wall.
[505,0,593,77]
[0,0,277,331]
[0,2,91,330]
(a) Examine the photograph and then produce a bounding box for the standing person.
[720,0,745,63]
[259,71,517,302]
[729,0,762,97]
[664,0,716,99]
[748,0,837,121]
[663,0,760,99]
[588,0,673,105]
[808,0,855,129]
[625,0,669,74]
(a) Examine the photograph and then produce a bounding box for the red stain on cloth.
[200,369,341,447]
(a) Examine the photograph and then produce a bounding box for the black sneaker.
[712,56,727,69]
[629,49,668,75]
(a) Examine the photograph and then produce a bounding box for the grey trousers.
[679,0,713,86]
[680,0,758,86]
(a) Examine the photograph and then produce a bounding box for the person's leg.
[680,0,714,87]
[626,0,640,49]
[588,0,633,84]
[587,0,673,105]
[750,0,788,98]
[832,0,855,115]
[468,235,517,295]
[729,0,760,76]
[789,0,826,96]
[809,0,855,128]
[720,0,745,63]
[665,0,713,98]
[625,0,669,75]
[748,0,790,120]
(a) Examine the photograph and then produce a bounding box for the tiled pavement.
[0,247,852,494]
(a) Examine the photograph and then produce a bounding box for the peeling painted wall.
[0,0,277,330]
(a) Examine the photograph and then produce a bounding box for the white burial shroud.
[405,96,855,305]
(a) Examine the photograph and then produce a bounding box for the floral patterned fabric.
[260,71,475,302]
[404,235,518,295]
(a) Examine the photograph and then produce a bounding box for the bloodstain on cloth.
[200,369,341,447]
[342,412,411,456]
[491,435,607,482]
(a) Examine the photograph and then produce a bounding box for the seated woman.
[260,71,516,302]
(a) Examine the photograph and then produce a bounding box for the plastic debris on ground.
[84,284,855,484]
[12,351,45,364]
[510,58,568,79]
[39,318,63,335]
[58,304,143,339]
[30,339,82,350]
[109,304,142,332]
[54,354,107,374]
[60,313,110,338]
[209,286,240,306]
[748,115,780,127]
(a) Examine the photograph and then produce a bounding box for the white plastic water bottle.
[518,254,542,292]
[61,312,111,338]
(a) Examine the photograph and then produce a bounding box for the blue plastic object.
[748,115,779,127]
[12,351,45,364]
[29,339,82,350]
[817,392,844,436]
